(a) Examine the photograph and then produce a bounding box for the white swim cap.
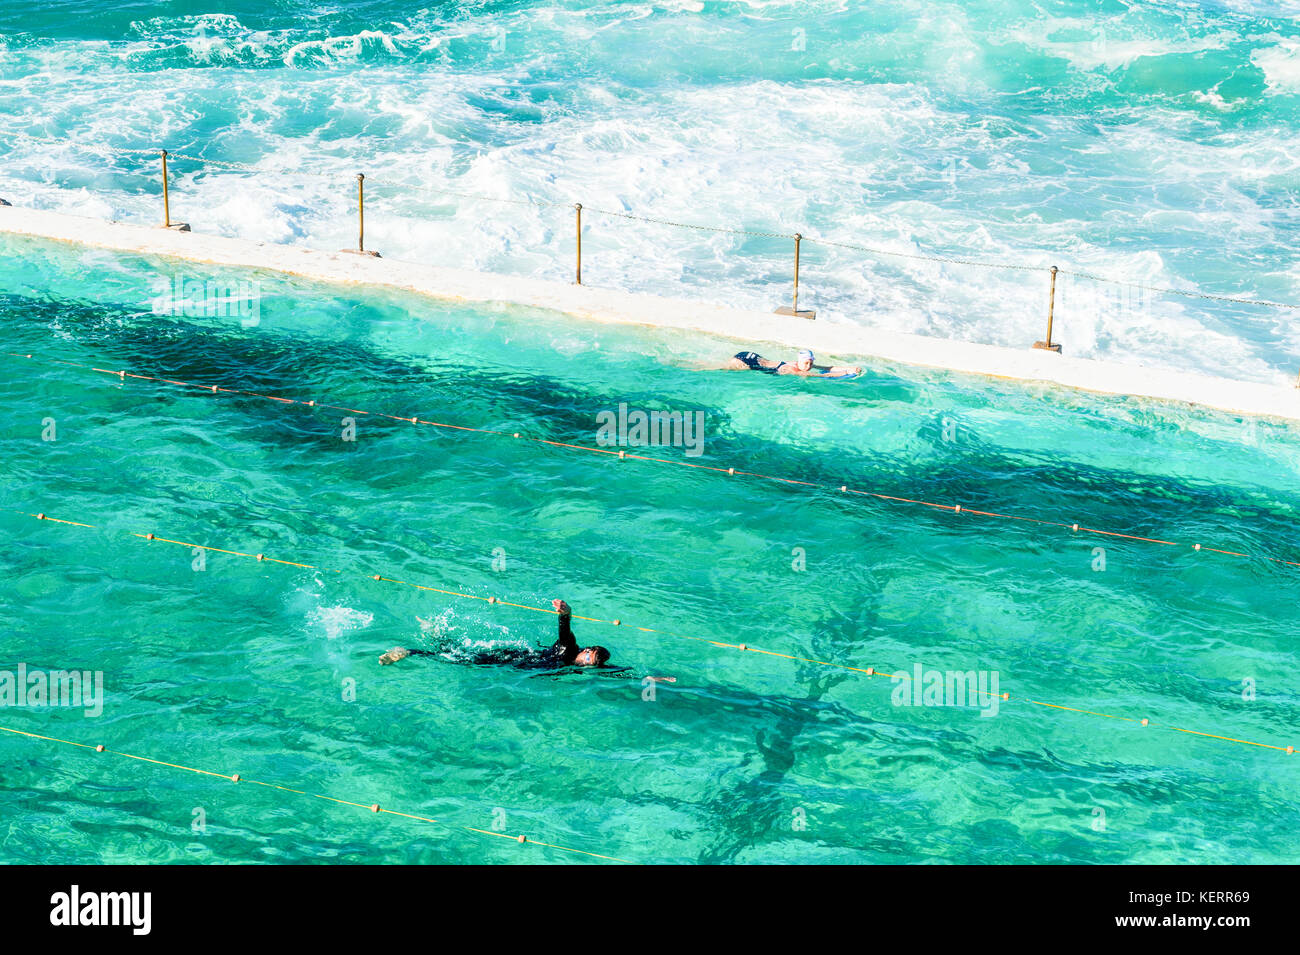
[797,349,814,363]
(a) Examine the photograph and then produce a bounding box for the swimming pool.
[4,1,1300,384]
[2,233,1298,864]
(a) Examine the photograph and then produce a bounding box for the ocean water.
[2,1,1300,383]
[2,235,1299,864]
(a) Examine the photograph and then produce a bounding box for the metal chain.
[410,184,571,210]
[582,206,796,239]
[3,131,1299,310]
[804,234,1047,273]
[0,131,157,157]
[1058,269,1300,310]
[165,153,340,179]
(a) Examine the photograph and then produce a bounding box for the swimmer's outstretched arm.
[798,364,863,377]
[381,622,449,664]
[380,646,440,664]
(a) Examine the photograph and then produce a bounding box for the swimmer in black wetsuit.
[726,348,861,378]
[379,599,611,669]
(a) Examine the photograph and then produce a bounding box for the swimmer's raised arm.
[551,598,578,663]
[551,598,614,667]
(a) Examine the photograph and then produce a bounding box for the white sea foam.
[1252,37,1300,94]
[417,606,519,655]
[1008,15,1236,72]
[0,2,1296,383]
[283,30,401,66]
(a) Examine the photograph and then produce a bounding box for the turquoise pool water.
[2,234,1298,863]
[2,1,1300,382]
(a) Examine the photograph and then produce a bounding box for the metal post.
[1045,265,1056,344]
[1033,265,1062,353]
[158,150,189,231]
[575,203,582,285]
[774,231,815,319]
[160,150,171,228]
[357,173,365,252]
[793,232,802,313]
[341,173,379,256]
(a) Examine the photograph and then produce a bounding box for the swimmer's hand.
[646,676,677,683]
[552,598,572,616]
[379,647,411,665]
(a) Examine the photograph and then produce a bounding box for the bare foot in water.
[379,647,411,665]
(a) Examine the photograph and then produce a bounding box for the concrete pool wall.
[3,203,1299,424]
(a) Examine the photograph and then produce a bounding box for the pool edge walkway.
[4,204,1299,424]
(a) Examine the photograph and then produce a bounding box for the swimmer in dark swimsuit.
[379,599,611,669]
[727,348,861,378]
[731,351,783,374]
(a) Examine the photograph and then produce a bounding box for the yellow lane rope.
[7,350,1299,574]
[7,509,1295,758]
[0,723,635,864]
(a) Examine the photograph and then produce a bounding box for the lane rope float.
[0,723,634,863]
[6,350,1299,574]
[8,508,1295,758]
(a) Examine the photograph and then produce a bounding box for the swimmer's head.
[796,348,814,371]
[574,646,611,667]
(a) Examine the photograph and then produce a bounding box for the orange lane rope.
[8,509,1295,758]
[0,722,635,864]
[6,350,1300,574]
